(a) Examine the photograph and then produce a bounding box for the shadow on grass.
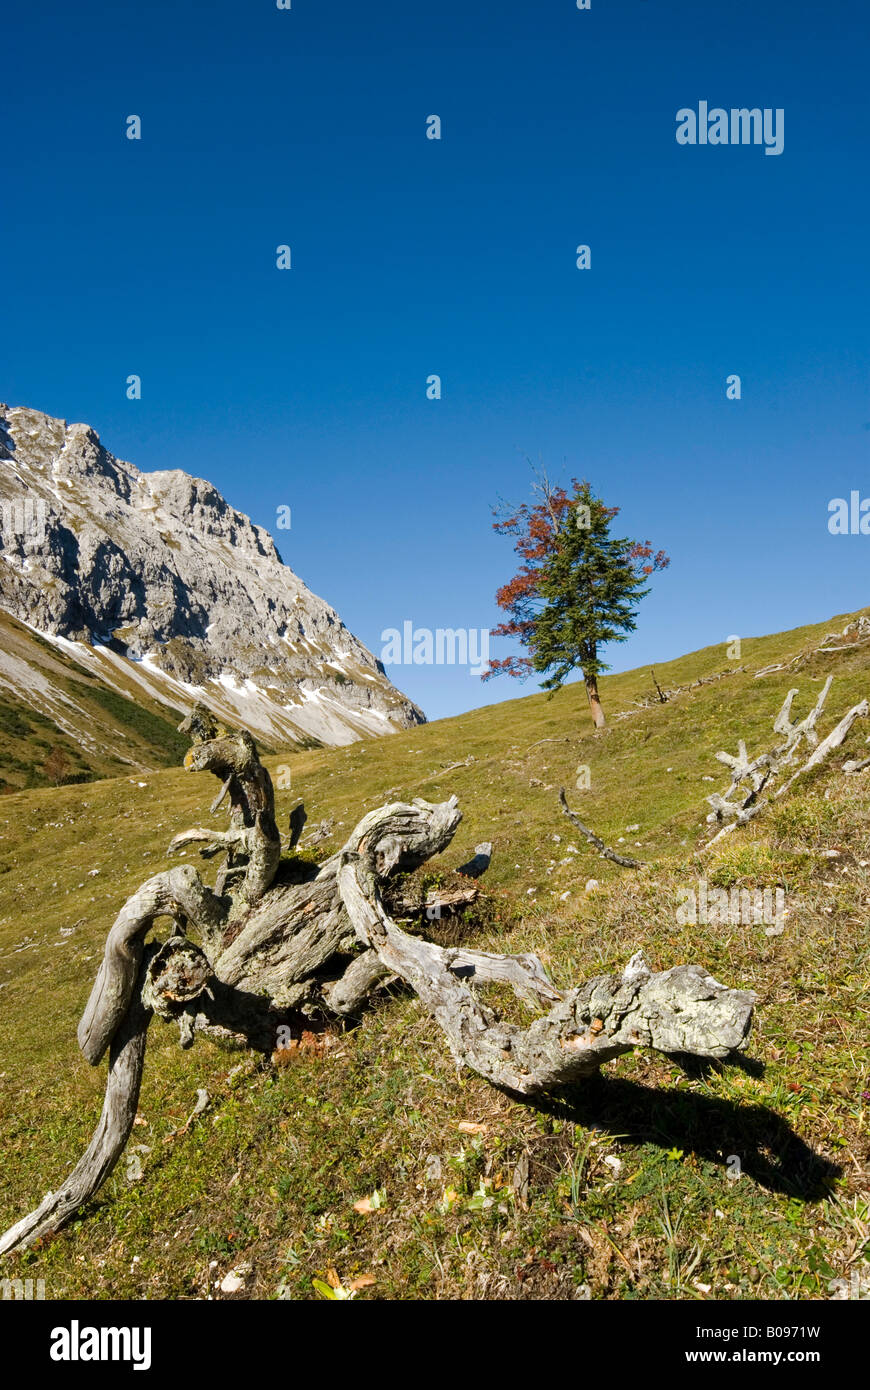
[524,1074,841,1202]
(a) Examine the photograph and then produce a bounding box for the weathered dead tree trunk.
[0,703,755,1254]
[0,956,155,1256]
[78,867,225,1065]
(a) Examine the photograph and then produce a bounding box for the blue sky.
[4,0,869,720]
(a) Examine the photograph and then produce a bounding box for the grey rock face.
[0,404,424,747]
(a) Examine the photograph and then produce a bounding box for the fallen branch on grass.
[650,669,668,704]
[338,856,753,1095]
[702,680,868,849]
[557,789,645,868]
[612,665,745,718]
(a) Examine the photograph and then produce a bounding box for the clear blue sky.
[4,0,869,720]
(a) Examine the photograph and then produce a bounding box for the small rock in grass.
[220,1263,252,1295]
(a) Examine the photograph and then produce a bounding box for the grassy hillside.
[0,612,189,790]
[0,607,868,1300]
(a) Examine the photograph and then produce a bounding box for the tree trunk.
[585,675,606,728]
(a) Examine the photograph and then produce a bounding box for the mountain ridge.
[0,404,423,776]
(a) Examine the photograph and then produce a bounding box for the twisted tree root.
[0,715,757,1255]
[337,855,754,1096]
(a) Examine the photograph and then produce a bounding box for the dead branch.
[702,680,868,848]
[524,737,571,753]
[650,669,668,703]
[176,706,281,908]
[0,953,155,1256]
[558,789,645,868]
[77,866,225,1066]
[338,857,753,1095]
[612,666,744,719]
[774,699,869,799]
[396,885,480,917]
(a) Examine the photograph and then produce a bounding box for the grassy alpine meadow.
[0,607,868,1301]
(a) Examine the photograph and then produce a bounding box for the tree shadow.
[193,978,306,1053]
[671,1050,766,1081]
[521,1072,840,1202]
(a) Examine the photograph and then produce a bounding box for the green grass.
[0,611,194,788]
[0,694,94,791]
[0,606,868,1300]
[82,684,189,763]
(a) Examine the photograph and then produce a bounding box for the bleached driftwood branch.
[703,680,867,849]
[338,857,753,1094]
[77,867,225,1065]
[0,956,155,1256]
[774,699,869,799]
[174,706,281,906]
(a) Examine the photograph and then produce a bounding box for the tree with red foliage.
[484,476,669,728]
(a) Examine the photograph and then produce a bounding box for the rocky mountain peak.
[0,404,423,748]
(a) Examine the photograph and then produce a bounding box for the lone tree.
[484,476,669,728]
